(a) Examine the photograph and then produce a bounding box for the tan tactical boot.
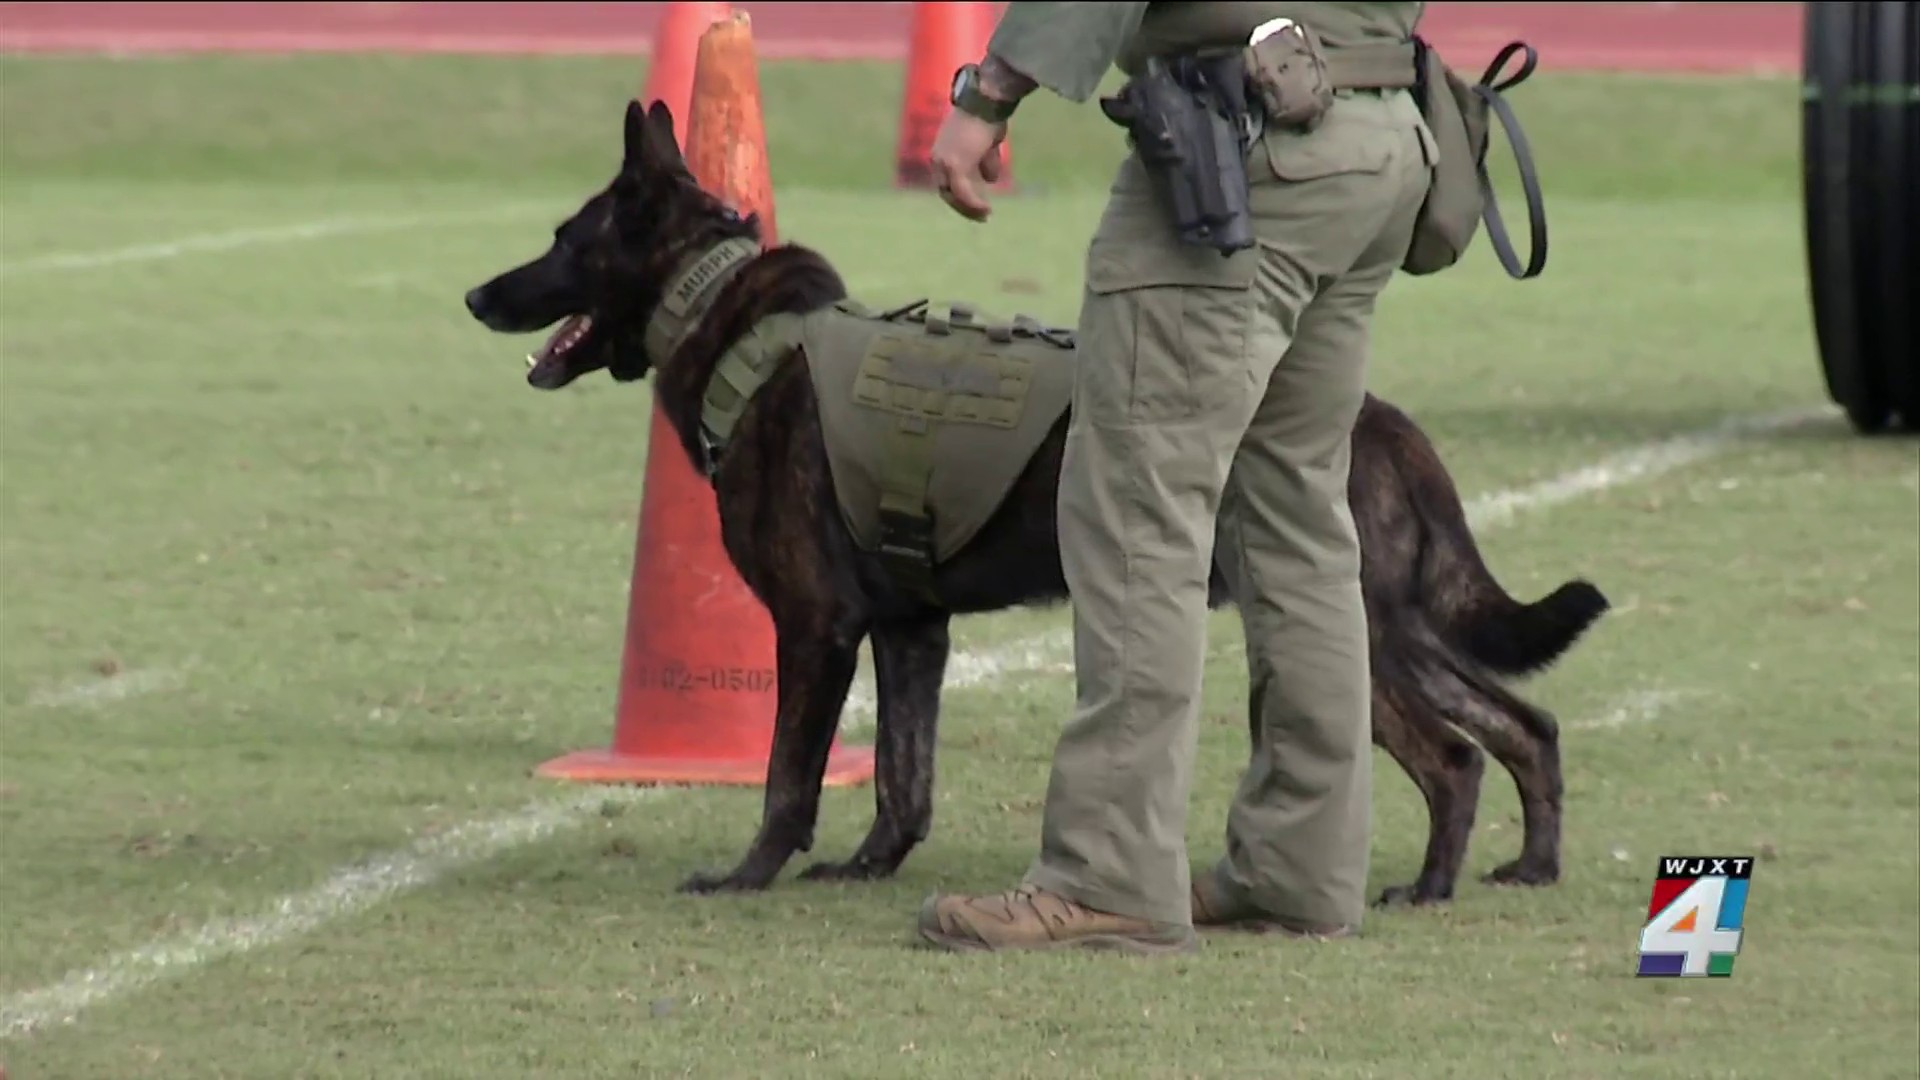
[1189,871,1355,938]
[917,885,1198,955]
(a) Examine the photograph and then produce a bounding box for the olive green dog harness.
[806,297,1077,594]
[642,240,1077,595]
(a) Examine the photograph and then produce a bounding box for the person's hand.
[928,109,1007,223]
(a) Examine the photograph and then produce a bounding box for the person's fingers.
[979,144,1003,185]
[929,159,959,214]
[931,153,992,222]
[942,169,992,222]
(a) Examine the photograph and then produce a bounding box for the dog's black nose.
[464,287,488,319]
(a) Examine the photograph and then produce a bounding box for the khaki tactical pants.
[1023,89,1436,929]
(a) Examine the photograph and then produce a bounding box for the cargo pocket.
[1260,111,1394,183]
[1078,237,1260,425]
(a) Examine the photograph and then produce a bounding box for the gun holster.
[1098,54,1257,256]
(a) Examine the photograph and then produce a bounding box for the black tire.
[1879,2,1920,430]
[1803,3,1876,431]
[1803,2,1919,436]
[1866,3,1917,431]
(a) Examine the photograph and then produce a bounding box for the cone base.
[534,743,876,788]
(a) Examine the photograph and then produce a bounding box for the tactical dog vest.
[646,241,1078,596]
[645,236,1090,591]
[803,298,1077,594]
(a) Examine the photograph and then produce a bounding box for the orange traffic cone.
[894,1,1012,190]
[682,11,780,246]
[641,0,731,150]
[536,12,874,789]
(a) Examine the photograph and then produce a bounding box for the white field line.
[1570,688,1697,732]
[25,667,185,709]
[840,634,1073,735]
[0,203,552,276]
[0,402,1831,1040]
[1460,406,1828,530]
[0,788,662,1040]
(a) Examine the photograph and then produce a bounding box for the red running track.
[0,2,1804,74]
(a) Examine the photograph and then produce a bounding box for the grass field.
[2,52,1917,1080]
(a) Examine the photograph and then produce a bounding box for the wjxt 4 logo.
[1636,855,1752,977]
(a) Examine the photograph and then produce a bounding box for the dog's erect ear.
[645,100,681,158]
[622,99,651,177]
[621,98,688,181]
[644,101,688,178]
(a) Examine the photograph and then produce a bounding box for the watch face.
[950,65,973,105]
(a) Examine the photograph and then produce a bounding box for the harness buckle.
[695,424,725,477]
[875,507,938,599]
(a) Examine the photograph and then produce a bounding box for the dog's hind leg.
[679,621,864,895]
[1369,652,1487,907]
[800,614,952,883]
[1426,649,1565,890]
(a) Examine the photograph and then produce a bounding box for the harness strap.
[1012,313,1077,349]
[876,297,931,322]
[643,236,761,366]
[695,311,807,476]
[876,413,938,600]
[858,326,949,601]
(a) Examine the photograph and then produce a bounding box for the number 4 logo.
[1638,875,1747,977]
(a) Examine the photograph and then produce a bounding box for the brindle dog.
[464,101,1610,906]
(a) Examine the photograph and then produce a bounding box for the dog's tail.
[1396,416,1610,678]
[1455,574,1611,678]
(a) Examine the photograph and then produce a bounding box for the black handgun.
[1099,55,1256,255]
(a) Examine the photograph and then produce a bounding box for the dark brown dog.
[464,101,1609,906]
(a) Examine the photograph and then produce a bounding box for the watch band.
[950,63,1018,124]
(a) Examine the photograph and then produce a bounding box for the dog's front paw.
[677,869,769,895]
[1482,859,1559,888]
[1374,882,1451,908]
[797,857,894,884]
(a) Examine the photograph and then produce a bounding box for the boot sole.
[1193,919,1353,939]
[917,926,1199,956]
[1192,880,1353,939]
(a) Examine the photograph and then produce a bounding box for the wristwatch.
[949,63,1018,124]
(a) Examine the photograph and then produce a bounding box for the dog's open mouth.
[526,314,593,389]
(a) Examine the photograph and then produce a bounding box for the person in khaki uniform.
[918,2,1435,954]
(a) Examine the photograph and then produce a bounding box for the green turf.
[2,52,1917,1080]
[0,53,1803,200]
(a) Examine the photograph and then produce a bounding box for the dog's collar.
[643,236,761,367]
